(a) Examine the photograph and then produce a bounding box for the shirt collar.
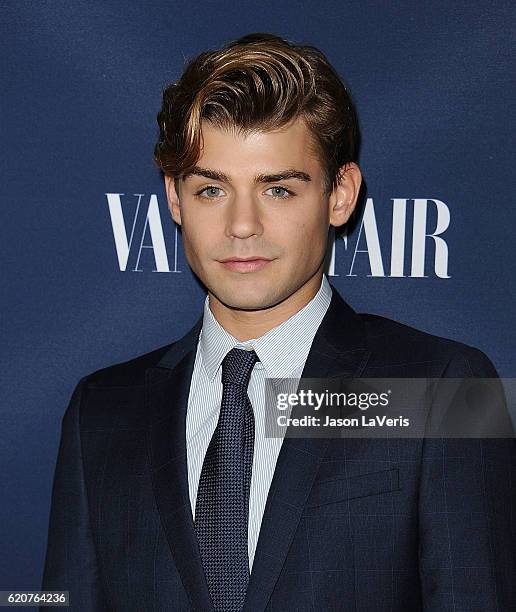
[199,274,333,380]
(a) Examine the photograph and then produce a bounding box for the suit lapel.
[146,284,371,612]
[243,285,371,612]
[145,317,214,612]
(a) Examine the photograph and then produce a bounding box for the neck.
[208,271,324,341]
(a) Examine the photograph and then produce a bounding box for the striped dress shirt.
[186,273,332,571]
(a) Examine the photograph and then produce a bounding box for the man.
[42,33,515,611]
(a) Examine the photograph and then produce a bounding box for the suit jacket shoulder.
[82,307,497,392]
[72,286,501,439]
[358,312,498,378]
[85,343,175,388]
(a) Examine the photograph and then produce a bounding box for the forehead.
[196,118,323,177]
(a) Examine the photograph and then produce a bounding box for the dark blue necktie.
[194,347,259,612]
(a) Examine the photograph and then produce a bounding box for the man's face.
[165,118,357,312]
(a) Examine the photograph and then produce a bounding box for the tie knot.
[221,347,259,387]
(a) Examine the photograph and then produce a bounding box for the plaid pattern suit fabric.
[41,284,516,611]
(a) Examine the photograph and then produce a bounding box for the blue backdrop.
[2,0,515,594]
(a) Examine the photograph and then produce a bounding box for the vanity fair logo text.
[106,193,451,278]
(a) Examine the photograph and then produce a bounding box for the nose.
[225,195,264,239]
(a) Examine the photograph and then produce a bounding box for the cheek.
[282,207,328,249]
[181,210,208,247]
[180,225,206,269]
[272,226,324,270]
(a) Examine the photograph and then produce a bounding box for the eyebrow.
[182,166,312,184]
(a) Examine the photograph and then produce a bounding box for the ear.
[164,175,182,225]
[328,162,362,228]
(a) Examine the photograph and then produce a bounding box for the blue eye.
[199,186,223,198]
[266,186,291,199]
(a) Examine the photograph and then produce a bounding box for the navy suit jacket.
[41,284,516,611]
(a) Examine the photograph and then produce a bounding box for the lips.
[220,256,271,262]
[219,257,273,273]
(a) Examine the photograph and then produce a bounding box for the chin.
[214,284,281,311]
[220,294,274,312]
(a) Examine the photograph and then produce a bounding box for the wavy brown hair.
[154,33,358,194]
